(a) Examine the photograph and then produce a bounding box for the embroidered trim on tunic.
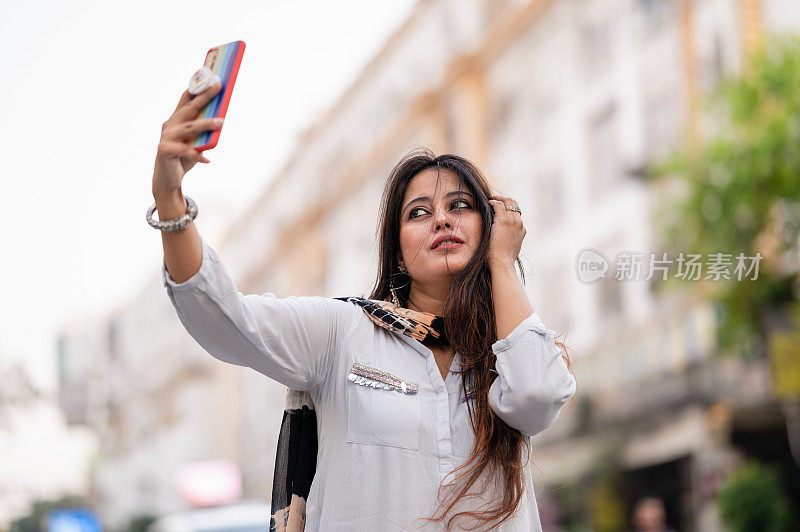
[347,362,419,394]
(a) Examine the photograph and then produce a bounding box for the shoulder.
[329,296,395,336]
[273,295,393,339]
[245,293,363,336]
[280,293,362,317]
[329,296,372,326]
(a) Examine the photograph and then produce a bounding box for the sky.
[0,0,417,391]
[0,0,416,520]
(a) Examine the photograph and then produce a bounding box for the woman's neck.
[405,281,448,316]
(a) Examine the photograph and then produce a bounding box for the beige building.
[59,0,800,529]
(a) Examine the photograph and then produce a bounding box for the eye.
[408,200,472,220]
[408,207,428,219]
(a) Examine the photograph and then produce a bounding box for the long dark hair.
[369,147,574,529]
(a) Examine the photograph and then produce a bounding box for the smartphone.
[191,40,246,151]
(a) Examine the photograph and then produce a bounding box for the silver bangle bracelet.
[146,195,198,232]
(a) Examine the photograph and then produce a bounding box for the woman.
[151,80,576,530]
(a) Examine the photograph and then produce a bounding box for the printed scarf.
[269,296,450,530]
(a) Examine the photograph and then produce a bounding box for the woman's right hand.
[152,79,224,200]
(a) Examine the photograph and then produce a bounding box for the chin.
[436,261,470,277]
[414,254,476,280]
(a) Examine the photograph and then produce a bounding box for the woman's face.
[398,167,483,284]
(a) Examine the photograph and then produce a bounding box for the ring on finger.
[504,203,522,215]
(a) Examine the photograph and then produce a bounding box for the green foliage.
[649,34,800,357]
[717,460,796,532]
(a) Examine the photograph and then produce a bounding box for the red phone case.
[192,40,246,152]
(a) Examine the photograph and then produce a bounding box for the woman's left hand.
[487,195,526,270]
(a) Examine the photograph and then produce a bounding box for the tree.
[717,460,796,532]
[649,34,800,358]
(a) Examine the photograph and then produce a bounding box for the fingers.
[488,199,507,218]
[160,81,223,164]
[487,197,527,263]
[173,89,192,113]
[491,195,521,213]
[489,197,522,222]
[162,117,224,141]
[175,79,222,121]
[158,140,210,164]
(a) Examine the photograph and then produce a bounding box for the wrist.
[146,194,197,232]
[488,257,517,274]
[153,190,188,220]
[152,185,183,203]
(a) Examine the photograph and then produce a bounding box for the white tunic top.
[162,235,577,531]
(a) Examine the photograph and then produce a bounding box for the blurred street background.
[2,0,800,530]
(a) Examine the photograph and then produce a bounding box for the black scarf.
[269,296,449,530]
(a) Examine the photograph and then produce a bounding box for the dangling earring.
[390,263,410,307]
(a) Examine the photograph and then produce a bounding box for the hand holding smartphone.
[190,40,245,151]
[152,41,245,201]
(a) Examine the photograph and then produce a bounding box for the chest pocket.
[346,362,421,450]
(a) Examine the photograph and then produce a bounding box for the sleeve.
[488,312,576,437]
[161,235,356,392]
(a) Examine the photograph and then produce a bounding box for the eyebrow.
[403,190,475,214]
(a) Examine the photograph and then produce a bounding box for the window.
[107,320,120,361]
[488,91,517,140]
[586,100,622,197]
[537,267,570,333]
[57,335,67,384]
[578,16,613,80]
[641,80,681,161]
[599,274,624,318]
[639,0,677,34]
[701,32,728,94]
[536,167,564,230]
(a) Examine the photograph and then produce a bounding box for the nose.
[433,206,452,230]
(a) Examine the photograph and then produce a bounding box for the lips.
[431,235,464,250]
